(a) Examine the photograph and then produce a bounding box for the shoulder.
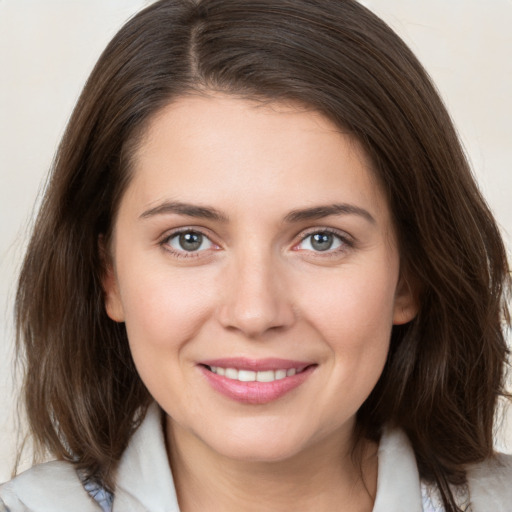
[378,428,512,512]
[466,452,512,511]
[420,451,512,512]
[0,460,100,512]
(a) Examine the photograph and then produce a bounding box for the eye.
[296,230,347,252]
[165,230,214,253]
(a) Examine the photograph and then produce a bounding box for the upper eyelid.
[160,226,215,242]
[160,228,218,253]
[159,229,218,260]
[296,226,352,241]
[293,227,354,252]
[158,226,353,249]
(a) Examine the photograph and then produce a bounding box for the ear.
[99,236,125,323]
[392,272,420,325]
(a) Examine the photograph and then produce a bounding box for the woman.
[1,0,510,511]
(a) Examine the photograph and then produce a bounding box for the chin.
[218,443,303,464]
[202,425,316,464]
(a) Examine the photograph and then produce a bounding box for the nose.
[216,250,296,338]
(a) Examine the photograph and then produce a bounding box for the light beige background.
[1,0,511,482]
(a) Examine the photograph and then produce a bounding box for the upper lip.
[199,357,315,371]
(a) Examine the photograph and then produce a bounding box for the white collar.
[113,403,424,512]
[5,402,511,511]
[113,403,180,511]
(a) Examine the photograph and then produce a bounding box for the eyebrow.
[139,200,375,225]
[139,201,229,222]
[284,204,376,224]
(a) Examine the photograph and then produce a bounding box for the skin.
[103,94,418,511]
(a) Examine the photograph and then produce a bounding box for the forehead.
[123,93,389,225]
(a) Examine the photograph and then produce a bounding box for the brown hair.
[16,0,510,509]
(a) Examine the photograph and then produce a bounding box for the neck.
[166,417,378,512]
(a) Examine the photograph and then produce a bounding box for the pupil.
[179,232,202,251]
[311,233,333,251]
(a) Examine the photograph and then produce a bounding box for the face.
[103,94,417,464]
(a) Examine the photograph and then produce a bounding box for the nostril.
[216,296,297,337]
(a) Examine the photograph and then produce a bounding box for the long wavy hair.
[15,1,510,510]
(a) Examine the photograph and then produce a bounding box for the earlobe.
[392,274,420,325]
[103,267,125,322]
[99,237,125,323]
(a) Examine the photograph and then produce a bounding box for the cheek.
[117,261,217,354]
[295,260,399,346]
[293,261,398,424]
[117,263,219,413]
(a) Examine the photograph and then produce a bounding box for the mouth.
[198,358,317,405]
[202,364,310,383]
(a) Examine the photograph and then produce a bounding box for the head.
[16,0,510,508]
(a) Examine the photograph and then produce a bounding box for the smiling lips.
[199,358,316,404]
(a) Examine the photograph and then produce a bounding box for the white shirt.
[2,403,511,511]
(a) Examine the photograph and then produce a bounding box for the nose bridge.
[217,242,295,337]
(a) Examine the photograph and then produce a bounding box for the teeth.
[238,370,256,382]
[208,366,305,382]
[225,368,238,379]
[275,369,287,380]
[256,370,274,382]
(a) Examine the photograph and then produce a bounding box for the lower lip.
[199,365,316,405]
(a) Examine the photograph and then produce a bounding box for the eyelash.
[159,227,354,259]
[294,228,354,256]
[159,228,218,259]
